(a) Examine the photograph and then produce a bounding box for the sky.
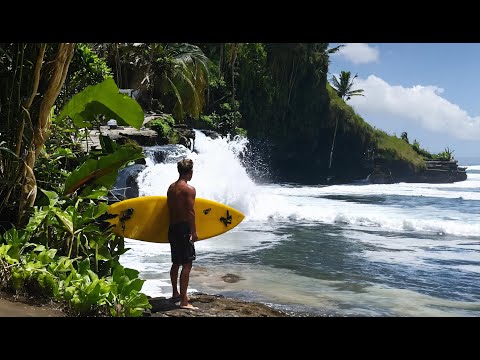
[328,43,480,158]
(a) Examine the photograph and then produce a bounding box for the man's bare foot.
[179,304,199,310]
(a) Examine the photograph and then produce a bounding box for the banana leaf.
[64,143,143,195]
[58,78,144,129]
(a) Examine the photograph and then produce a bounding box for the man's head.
[177,158,194,180]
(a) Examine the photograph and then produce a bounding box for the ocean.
[119,131,480,317]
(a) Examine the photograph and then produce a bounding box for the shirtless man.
[167,158,198,309]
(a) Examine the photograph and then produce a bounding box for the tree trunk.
[219,43,224,75]
[283,58,298,124]
[18,43,75,224]
[329,115,338,170]
[231,44,238,104]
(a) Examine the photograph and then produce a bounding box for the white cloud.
[335,43,380,64]
[348,75,480,140]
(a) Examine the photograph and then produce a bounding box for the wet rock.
[145,293,288,317]
[221,273,244,283]
[200,129,220,139]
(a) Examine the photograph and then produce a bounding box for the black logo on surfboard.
[120,208,134,232]
[203,208,212,215]
[220,210,232,227]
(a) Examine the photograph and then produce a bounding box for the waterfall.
[136,130,259,215]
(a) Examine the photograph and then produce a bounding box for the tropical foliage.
[57,43,113,109]
[0,43,76,226]
[58,77,144,129]
[411,139,455,161]
[0,225,150,316]
[92,43,209,121]
[0,46,150,316]
[145,113,176,143]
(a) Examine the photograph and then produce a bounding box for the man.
[167,158,199,310]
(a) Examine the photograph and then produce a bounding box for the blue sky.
[328,43,480,158]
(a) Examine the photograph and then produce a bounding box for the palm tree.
[91,43,210,121]
[331,71,365,101]
[328,71,364,169]
[132,43,209,120]
[160,43,210,120]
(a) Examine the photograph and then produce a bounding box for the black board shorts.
[168,222,196,264]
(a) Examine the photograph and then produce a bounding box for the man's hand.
[191,232,199,242]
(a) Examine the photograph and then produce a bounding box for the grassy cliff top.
[374,130,426,170]
[327,83,426,172]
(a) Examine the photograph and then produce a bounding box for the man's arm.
[186,186,198,241]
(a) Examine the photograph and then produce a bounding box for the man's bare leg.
[179,262,197,309]
[170,263,180,299]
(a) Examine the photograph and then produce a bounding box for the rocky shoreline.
[0,290,289,317]
[145,293,288,317]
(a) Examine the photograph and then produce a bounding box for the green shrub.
[198,114,218,130]
[0,227,151,317]
[146,114,176,140]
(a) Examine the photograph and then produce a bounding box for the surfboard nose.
[224,206,245,228]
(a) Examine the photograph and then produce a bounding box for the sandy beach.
[0,291,66,317]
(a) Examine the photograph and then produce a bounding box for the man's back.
[167,180,195,224]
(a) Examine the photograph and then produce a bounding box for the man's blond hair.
[177,158,193,176]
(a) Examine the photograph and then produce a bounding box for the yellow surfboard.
[106,196,245,243]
